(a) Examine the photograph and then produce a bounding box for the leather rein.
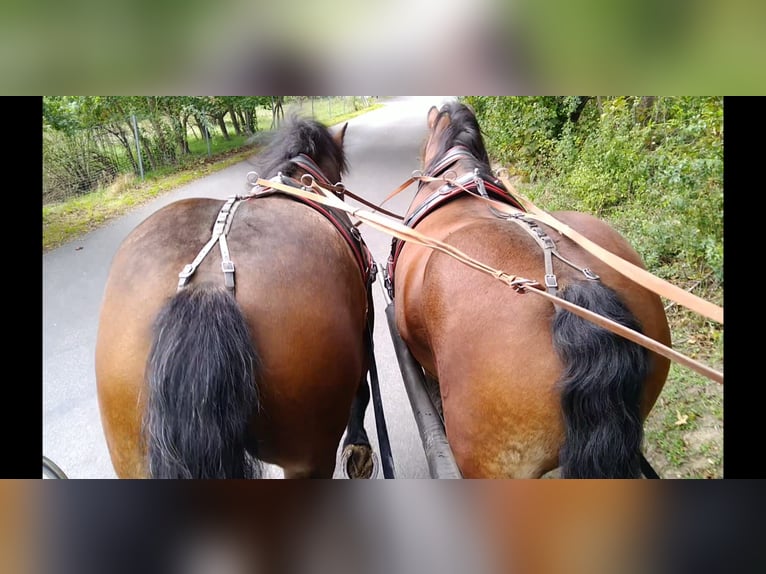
[253,161,723,385]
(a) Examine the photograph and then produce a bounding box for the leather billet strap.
[177,195,244,292]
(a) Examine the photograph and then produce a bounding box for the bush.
[462,96,723,283]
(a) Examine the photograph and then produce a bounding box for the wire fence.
[42,96,376,205]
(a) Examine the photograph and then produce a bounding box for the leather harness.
[385,145,598,299]
[177,154,376,293]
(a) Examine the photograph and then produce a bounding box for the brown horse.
[387,102,671,478]
[96,117,378,478]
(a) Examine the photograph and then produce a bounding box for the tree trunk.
[175,121,190,155]
[195,115,209,140]
[104,123,138,175]
[569,96,591,124]
[237,110,249,134]
[635,96,657,125]
[242,110,253,134]
[179,116,190,154]
[228,106,242,135]
[271,96,284,129]
[216,114,230,140]
[139,134,157,171]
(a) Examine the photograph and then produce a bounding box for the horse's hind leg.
[341,376,375,479]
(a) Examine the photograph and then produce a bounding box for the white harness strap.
[177,196,245,292]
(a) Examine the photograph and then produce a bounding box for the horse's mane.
[256,115,348,179]
[426,102,497,184]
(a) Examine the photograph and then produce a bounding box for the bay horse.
[96,117,378,478]
[387,102,671,478]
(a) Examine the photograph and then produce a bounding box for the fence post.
[131,114,144,180]
[204,124,211,157]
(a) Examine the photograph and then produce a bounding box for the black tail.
[144,284,262,478]
[552,281,649,478]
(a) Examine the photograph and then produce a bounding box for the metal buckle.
[300,173,315,189]
[583,268,600,280]
[178,264,194,279]
[246,171,260,187]
[222,260,235,290]
[474,171,488,198]
[544,274,558,289]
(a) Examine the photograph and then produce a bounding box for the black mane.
[256,115,348,179]
[426,102,495,182]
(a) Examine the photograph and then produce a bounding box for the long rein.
[256,173,723,386]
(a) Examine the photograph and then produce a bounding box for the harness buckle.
[544,274,558,289]
[177,264,194,291]
[474,174,488,198]
[583,268,600,280]
[222,260,235,290]
[383,260,395,299]
[300,173,315,189]
[178,264,194,279]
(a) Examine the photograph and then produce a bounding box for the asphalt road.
[43,96,456,479]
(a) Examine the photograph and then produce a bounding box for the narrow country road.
[43,96,456,478]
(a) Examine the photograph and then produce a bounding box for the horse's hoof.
[340,444,379,479]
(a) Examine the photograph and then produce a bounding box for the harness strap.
[385,169,525,299]
[219,198,243,291]
[258,174,724,384]
[177,196,242,292]
[472,172,558,295]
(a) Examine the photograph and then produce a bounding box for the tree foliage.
[462,96,723,283]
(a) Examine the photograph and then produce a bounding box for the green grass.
[43,147,256,251]
[642,295,723,478]
[43,100,382,252]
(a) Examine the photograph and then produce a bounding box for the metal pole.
[379,265,462,478]
[131,114,144,180]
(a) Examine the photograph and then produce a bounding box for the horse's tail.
[144,283,262,478]
[552,281,649,478]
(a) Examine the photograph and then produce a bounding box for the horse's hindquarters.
[96,198,369,478]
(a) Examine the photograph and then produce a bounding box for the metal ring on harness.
[246,171,261,186]
[300,173,315,188]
